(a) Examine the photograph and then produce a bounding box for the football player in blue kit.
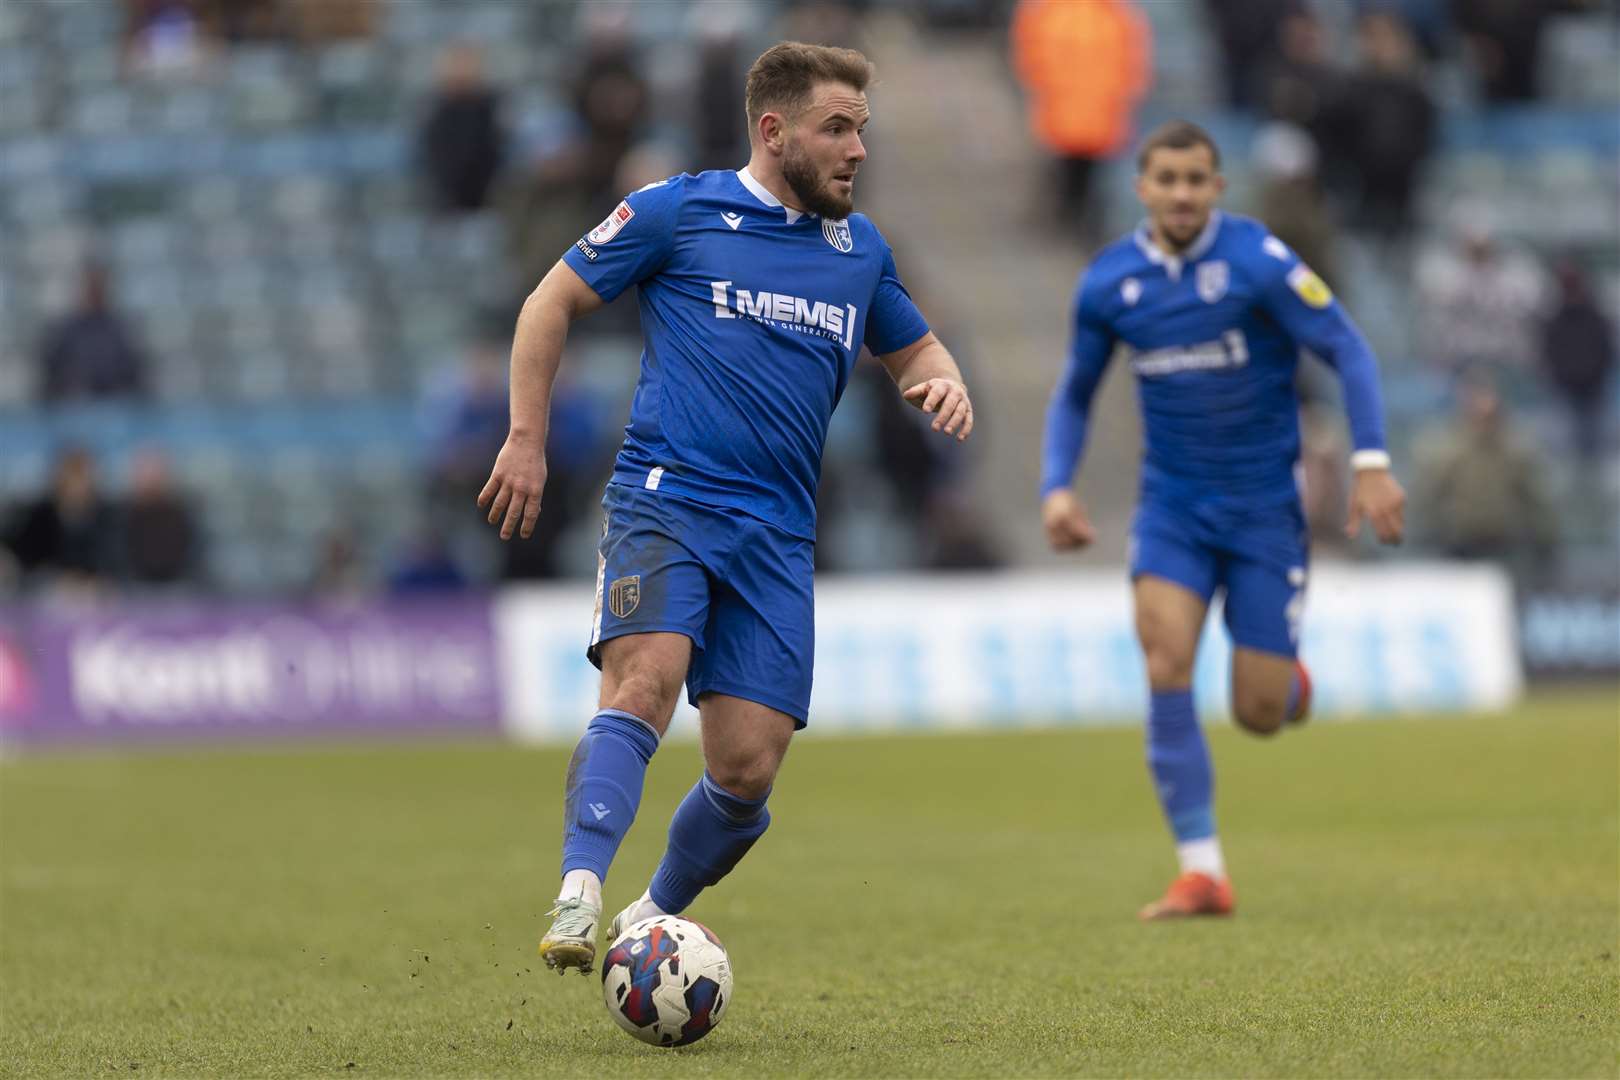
[1040,121,1406,919]
[478,42,974,972]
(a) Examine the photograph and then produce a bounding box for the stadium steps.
[860,14,1142,565]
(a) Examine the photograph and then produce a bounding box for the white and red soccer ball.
[600,915,732,1047]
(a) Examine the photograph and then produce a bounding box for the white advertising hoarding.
[494,564,1522,743]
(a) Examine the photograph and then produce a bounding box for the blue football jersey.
[562,168,930,540]
[1041,210,1387,509]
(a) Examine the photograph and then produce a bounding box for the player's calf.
[1231,690,1287,736]
[1229,648,1298,736]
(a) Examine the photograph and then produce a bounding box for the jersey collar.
[1133,209,1223,280]
[737,167,809,224]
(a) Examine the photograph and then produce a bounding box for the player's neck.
[742,157,808,214]
[1149,223,1194,256]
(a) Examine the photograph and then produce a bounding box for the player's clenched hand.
[1346,467,1405,545]
[477,431,548,541]
[1042,489,1096,551]
[901,378,973,441]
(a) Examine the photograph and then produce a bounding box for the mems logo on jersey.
[710,280,858,350]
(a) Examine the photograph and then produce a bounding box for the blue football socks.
[560,709,661,881]
[648,772,771,914]
[1146,689,1216,842]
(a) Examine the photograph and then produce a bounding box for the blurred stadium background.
[1,2,1617,1075]
[0,0,1615,744]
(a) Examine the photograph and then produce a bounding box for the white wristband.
[1351,449,1392,472]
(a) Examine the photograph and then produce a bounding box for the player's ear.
[759,111,786,154]
[1213,172,1227,199]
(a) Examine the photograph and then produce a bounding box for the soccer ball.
[600,915,732,1047]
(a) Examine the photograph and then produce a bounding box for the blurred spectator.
[1414,376,1556,583]
[387,529,468,593]
[208,0,283,42]
[1298,402,1351,555]
[1539,260,1616,464]
[499,370,610,582]
[1451,0,1570,102]
[285,0,375,43]
[1334,12,1435,236]
[689,10,749,173]
[37,265,149,405]
[1258,11,1344,161]
[417,44,505,215]
[1416,213,1548,375]
[503,24,649,296]
[121,0,217,79]
[2,449,117,591]
[1253,123,1339,290]
[1010,0,1151,246]
[780,1,868,50]
[921,494,1003,571]
[571,24,650,211]
[117,449,200,586]
[422,339,510,502]
[309,526,370,598]
[1202,0,1305,108]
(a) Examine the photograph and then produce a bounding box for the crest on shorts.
[608,575,641,619]
[1196,260,1229,303]
[822,218,853,253]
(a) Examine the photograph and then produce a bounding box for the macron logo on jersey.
[709,280,857,350]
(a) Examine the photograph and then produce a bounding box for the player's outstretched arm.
[879,331,974,441]
[1255,246,1405,545]
[1039,273,1114,552]
[477,259,604,541]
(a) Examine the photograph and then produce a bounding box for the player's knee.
[705,755,777,802]
[1231,688,1286,736]
[1141,641,1196,689]
[602,670,682,728]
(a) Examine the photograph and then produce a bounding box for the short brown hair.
[1136,120,1222,172]
[745,41,874,126]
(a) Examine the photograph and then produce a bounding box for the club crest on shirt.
[1196,260,1229,303]
[588,200,635,245]
[822,218,853,253]
[608,575,641,619]
[1121,277,1142,306]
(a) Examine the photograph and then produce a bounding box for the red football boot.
[1288,660,1313,726]
[1138,871,1235,921]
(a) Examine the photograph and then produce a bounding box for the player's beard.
[782,138,854,220]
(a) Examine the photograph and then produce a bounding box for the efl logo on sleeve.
[588,200,635,245]
[1287,264,1334,308]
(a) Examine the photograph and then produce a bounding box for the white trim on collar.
[1132,210,1224,281]
[737,167,806,224]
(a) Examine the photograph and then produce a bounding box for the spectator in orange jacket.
[1011,0,1152,246]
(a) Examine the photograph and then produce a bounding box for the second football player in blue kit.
[1041,121,1406,919]
[479,42,975,973]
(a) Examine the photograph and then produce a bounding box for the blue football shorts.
[587,483,815,727]
[1128,497,1309,658]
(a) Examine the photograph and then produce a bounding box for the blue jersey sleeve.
[562,178,683,303]
[1040,271,1116,497]
[864,244,931,355]
[1254,239,1388,453]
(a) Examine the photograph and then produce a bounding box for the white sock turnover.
[1175,836,1227,880]
[559,868,603,907]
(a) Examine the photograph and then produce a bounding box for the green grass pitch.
[3,691,1615,1078]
